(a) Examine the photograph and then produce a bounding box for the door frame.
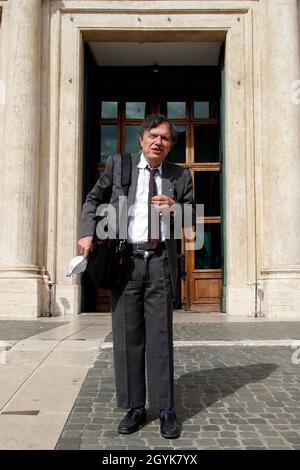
[48,3,257,317]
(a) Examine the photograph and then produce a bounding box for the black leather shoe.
[118,408,146,434]
[160,409,179,439]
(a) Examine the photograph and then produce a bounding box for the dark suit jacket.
[79,153,194,295]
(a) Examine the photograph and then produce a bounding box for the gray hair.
[138,114,178,144]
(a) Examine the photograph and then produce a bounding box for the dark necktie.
[147,167,160,243]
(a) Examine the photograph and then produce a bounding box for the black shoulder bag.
[86,153,132,290]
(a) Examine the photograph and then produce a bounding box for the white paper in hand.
[66,256,88,277]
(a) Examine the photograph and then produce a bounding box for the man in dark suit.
[78,114,194,439]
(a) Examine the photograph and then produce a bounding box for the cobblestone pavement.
[105,321,300,342]
[56,343,300,450]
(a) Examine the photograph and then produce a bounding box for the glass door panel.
[194,101,210,119]
[195,224,221,269]
[194,100,218,119]
[125,102,146,119]
[166,101,186,119]
[194,125,219,162]
[167,125,186,163]
[194,171,220,216]
[125,125,141,154]
[100,125,118,162]
[101,101,118,118]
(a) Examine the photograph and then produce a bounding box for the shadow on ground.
[146,363,278,428]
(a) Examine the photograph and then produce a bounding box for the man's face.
[139,122,173,167]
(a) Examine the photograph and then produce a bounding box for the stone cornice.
[52,0,257,15]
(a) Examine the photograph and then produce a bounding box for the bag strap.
[121,153,132,196]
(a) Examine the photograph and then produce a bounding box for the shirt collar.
[138,153,162,175]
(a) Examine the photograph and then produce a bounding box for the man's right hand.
[78,236,93,258]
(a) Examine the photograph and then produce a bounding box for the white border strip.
[101,339,300,349]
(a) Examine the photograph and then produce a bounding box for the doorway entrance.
[82,47,224,312]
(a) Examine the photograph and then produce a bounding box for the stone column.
[260,0,300,316]
[0,0,42,317]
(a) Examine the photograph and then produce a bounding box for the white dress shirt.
[127,153,165,243]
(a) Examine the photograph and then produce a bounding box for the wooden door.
[83,66,223,312]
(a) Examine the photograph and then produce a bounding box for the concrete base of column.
[259,269,300,319]
[226,285,255,317]
[0,270,82,318]
[0,278,44,319]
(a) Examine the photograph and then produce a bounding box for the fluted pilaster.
[263,0,300,268]
[0,0,42,317]
[0,0,41,276]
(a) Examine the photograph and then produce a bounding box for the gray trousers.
[111,248,174,410]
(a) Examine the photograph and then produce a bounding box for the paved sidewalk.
[1,313,300,449]
[0,314,112,449]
